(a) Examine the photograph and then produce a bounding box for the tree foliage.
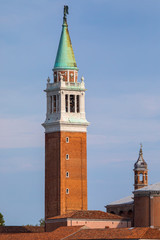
[0,213,5,226]
[39,218,45,227]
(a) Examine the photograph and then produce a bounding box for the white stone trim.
[42,122,89,133]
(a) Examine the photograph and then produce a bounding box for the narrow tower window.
[66,172,69,178]
[70,95,75,112]
[57,95,59,112]
[66,188,69,194]
[53,95,56,112]
[66,137,69,143]
[65,94,68,112]
[139,173,143,182]
[135,174,138,184]
[54,73,57,82]
[66,154,69,160]
[50,96,52,113]
[77,95,80,113]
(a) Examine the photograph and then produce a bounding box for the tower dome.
[134,144,147,170]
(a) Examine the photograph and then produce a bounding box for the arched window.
[77,95,80,112]
[119,211,124,216]
[128,210,133,216]
[139,173,143,182]
[110,211,115,214]
[66,188,69,194]
[70,95,75,112]
[65,95,68,112]
[66,172,69,178]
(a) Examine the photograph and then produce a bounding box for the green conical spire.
[54,6,78,70]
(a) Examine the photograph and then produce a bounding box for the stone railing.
[46,80,85,90]
[65,82,81,87]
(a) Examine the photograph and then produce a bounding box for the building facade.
[45,210,131,232]
[43,6,89,220]
[134,183,160,228]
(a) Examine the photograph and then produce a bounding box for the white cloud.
[0,155,43,173]
[88,93,160,119]
[88,117,160,146]
[87,93,160,148]
[0,117,44,149]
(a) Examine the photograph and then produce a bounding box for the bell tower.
[134,144,148,190]
[43,6,89,220]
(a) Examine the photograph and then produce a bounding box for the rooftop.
[134,182,160,193]
[47,210,125,220]
[0,226,82,240]
[0,226,44,234]
[106,195,134,207]
[65,227,160,239]
[1,226,160,239]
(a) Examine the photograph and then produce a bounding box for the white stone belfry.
[42,77,89,133]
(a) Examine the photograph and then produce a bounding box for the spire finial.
[63,5,69,24]
[139,143,143,155]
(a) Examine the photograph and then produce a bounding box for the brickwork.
[45,131,87,220]
[45,132,61,219]
[134,194,160,227]
[151,196,160,227]
[45,221,67,232]
[134,196,150,227]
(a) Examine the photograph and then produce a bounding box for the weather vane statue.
[63,5,69,23]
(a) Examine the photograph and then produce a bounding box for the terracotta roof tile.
[0,226,160,239]
[143,228,160,239]
[0,226,44,234]
[49,226,84,239]
[65,227,160,239]
[0,226,83,240]
[47,210,125,220]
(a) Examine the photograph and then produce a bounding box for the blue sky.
[1,0,160,225]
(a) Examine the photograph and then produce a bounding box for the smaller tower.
[134,144,148,190]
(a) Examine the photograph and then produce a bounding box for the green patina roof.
[54,18,78,70]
